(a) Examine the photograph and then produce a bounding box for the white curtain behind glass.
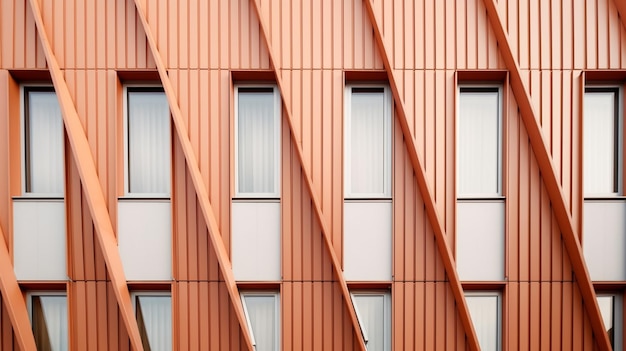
[353,294,387,351]
[237,91,277,195]
[466,295,499,351]
[39,296,68,351]
[128,91,171,194]
[584,92,617,195]
[458,91,500,196]
[137,296,172,351]
[349,91,388,196]
[243,295,277,351]
[27,91,64,194]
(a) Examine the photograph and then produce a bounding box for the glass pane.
[353,294,389,351]
[458,90,500,196]
[137,295,172,351]
[243,294,277,351]
[466,294,500,351]
[349,91,388,196]
[128,90,171,194]
[32,295,68,351]
[26,91,64,194]
[584,91,617,195]
[237,90,277,195]
[597,296,615,347]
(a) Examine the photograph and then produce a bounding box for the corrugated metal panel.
[0,297,17,351]
[1,0,626,349]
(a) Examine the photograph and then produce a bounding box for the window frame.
[583,86,623,197]
[240,291,280,351]
[596,292,623,350]
[131,291,173,351]
[21,85,65,198]
[27,291,68,351]
[350,290,392,351]
[456,86,503,199]
[234,85,282,199]
[344,84,393,199]
[123,85,172,198]
[464,291,502,351]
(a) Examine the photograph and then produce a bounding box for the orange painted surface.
[0,0,625,350]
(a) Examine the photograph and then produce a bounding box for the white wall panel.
[583,201,626,281]
[13,199,66,280]
[456,201,505,281]
[232,201,281,281]
[118,200,172,280]
[344,201,392,281]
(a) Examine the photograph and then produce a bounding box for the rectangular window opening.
[465,292,502,351]
[597,293,623,350]
[241,292,280,351]
[344,84,392,199]
[350,291,391,351]
[584,87,622,196]
[28,292,68,351]
[234,85,281,198]
[125,87,171,196]
[133,292,172,351]
[457,87,502,198]
[23,86,64,196]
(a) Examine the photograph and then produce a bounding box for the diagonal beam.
[130,1,255,350]
[248,1,368,350]
[482,1,611,350]
[0,227,36,351]
[361,1,481,350]
[612,0,626,31]
[25,0,145,350]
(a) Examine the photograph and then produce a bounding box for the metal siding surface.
[0,0,625,349]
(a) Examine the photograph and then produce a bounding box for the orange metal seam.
[25,0,145,350]
[361,1,481,350]
[0,226,37,351]
[129,1,255,350]
[482,1,611,350]
[248,1,368,350]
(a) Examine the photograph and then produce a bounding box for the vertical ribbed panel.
[501,0,626,70]
[0,298,17,351]
[1,0,626,349]
[69,282,130,351]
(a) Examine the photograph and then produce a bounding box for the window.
[29,292,68,351]
[134,293,172,351]
[351,291,391,351]
[465,292,501,351]
[241,292,280,351]
[235,86,281,198]
[584,87,622,196]
[597,294,623,350]
[457,87,502,197]
[125,87,171,196]
[23,87,64,195]
[344,85,392,198]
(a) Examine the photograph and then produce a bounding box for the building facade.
[0,0,625,350]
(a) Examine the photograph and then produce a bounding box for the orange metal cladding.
[130,0,255,349]
[248,0,367,350]
[1,0,626,350]
[482,1,610,350]
[25,0,145,350]
[361,1,481,350]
